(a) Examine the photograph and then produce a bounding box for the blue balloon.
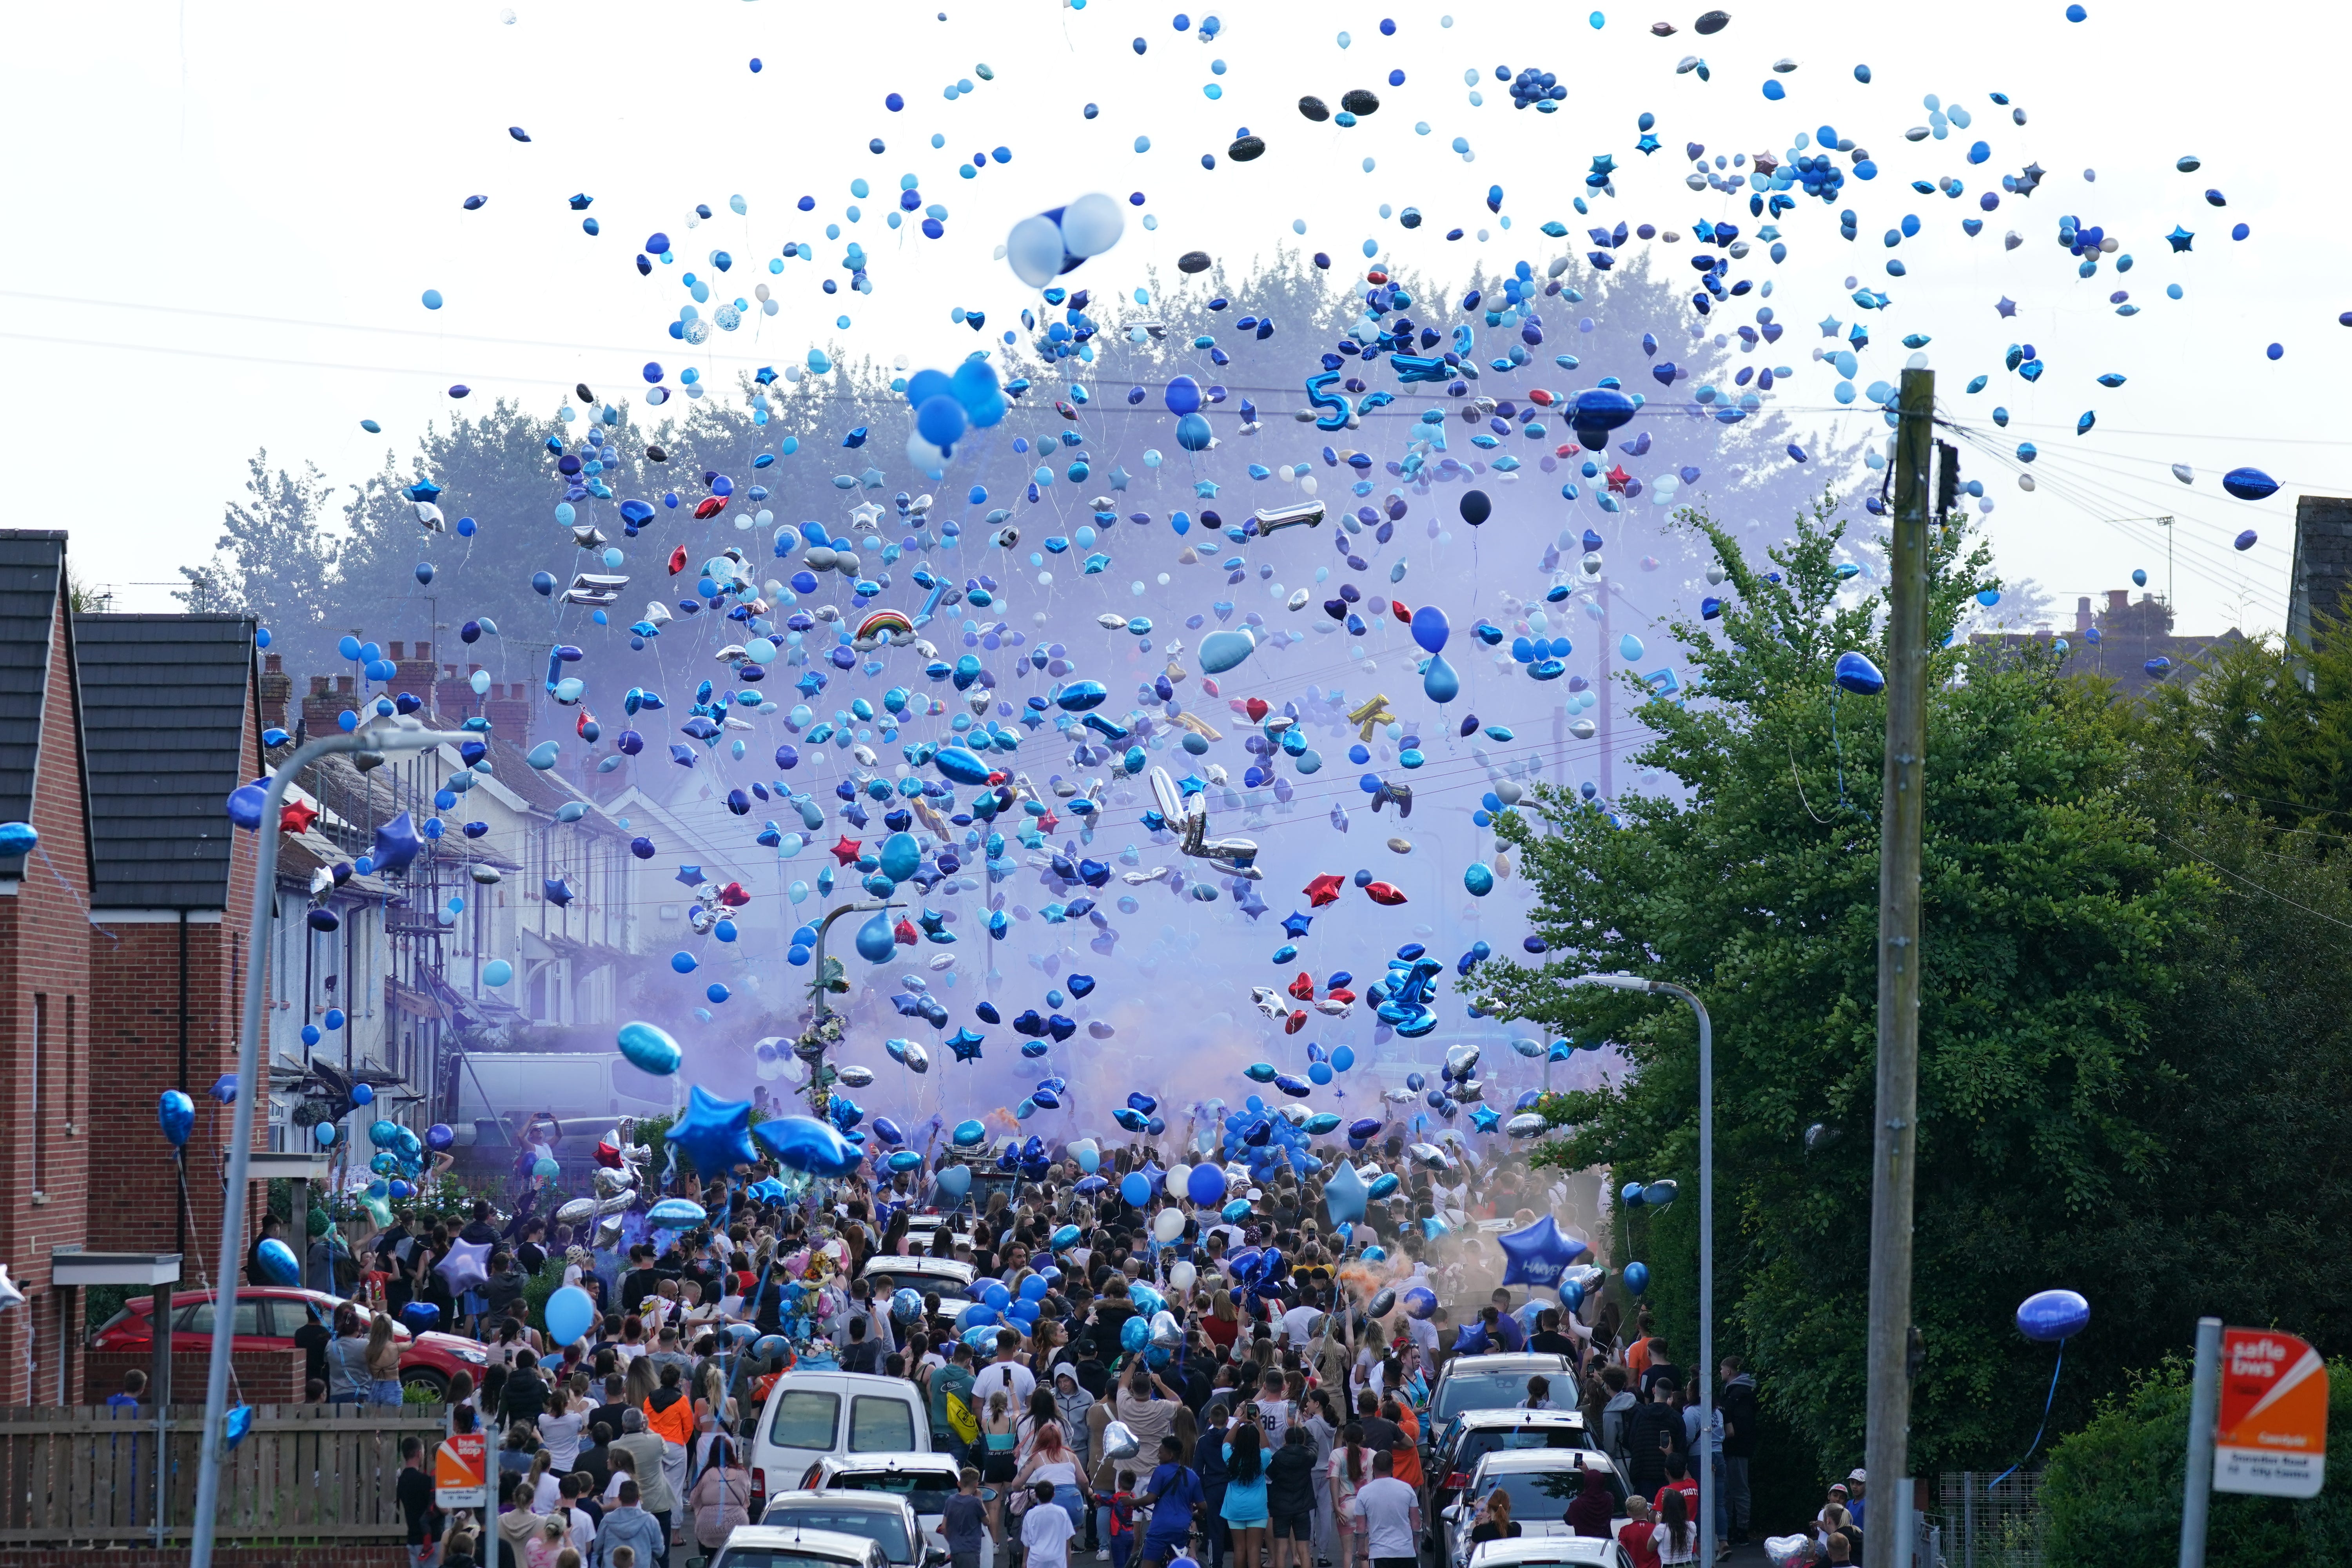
[1165,376,1204,415]
[2016,1289,2091,1343]
[1410,605,1450,654]
[1176,412,1215,452]
[1833,652,1887,696]
[915,394,969,450]
[1120,1172,1152,1207]
[982,1281,1013,1311]
[545,1285,597,1347]
[751,1114,864,1176]
[254,1238,301,1285]
[935,1164,973,1202]
[158,1090,195,1148]
[855,910,897,962]
[617,1020,683,1075]
[879,831,922,883]
[1018,1272,1050,1301]
[1623,1261,1651,1296]
[1187,1164,1229,1205]
[1120,1316,1151,1352]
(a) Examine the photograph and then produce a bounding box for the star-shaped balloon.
[668,1084,758,1178]
[849,500,886,530]
[1236,886,1269,920]
[947,1027,987,1063]
[752,1114,863,1177]
[372,812,422,874]
[1496,1214,1591,1290]
[1193,479,1220,499]
[280,800,320,835]
[675,864,706,887]
[1470,1104,1502,1133]
[2166,225,2194,252]
[1281,910,1314,939]
[831,836,863,866]
[918,907,951,940]
[436,1238,492,1297]
[1323,1161,1369,1226]
[1304,874,1344,908]
[860,468,886,489]
[1109,465,1132,492]
[1818,315,1842,338]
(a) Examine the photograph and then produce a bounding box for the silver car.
[712,1526,894,1568]
[797,1452,974,1564]
[1439,1449,1630,1568]
[760,1490,946,1568]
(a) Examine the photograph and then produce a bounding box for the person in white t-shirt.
[1250,1368,1294,1449]
[1348,1451,1421,1568]
[973,1330,1038,1408]
[1278,1301,1321,1349]
[1019,1479,1078,1568]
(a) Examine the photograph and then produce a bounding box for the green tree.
[1477,498,2213,1482]
[2040,1357,2352,1568]
[178,451,346,668]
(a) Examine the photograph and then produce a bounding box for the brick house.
[75,612,266,1287]
[0,532,95,1404]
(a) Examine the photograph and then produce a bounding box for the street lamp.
[1575,973,1716,1568]
[191,716,475,1568]
[795,898,901,1118]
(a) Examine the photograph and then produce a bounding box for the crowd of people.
[267,1123,1873,1568]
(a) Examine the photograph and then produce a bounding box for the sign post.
[2214,1327,2328,1499]
[437,1432,494,1568]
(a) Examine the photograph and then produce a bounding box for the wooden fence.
[0,1404,446,1545]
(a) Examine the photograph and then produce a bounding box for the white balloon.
[1167,1260,1197,1294]
[1058,192,1126,259]
[1006,214,1067,288]
[470,669,492,695]
[1153,1207,1186,1243]
[1165,1162,1191,1197]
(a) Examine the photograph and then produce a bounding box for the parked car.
[1440,1450,1630,1568]
[1429,1408,1596,1521]
[749,1370,933,1503]
[710,1525,893,1568]
[87,1286,488,1396]
[759,1490,943,1568]
[1463,1535,1634,1568]
[796,1450,967,1559]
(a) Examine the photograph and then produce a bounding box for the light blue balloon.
[935,1164,973,1201]
[482,958,514,987]
[953,1119,987,1146]
[1619,633,1646,661]
[254,1238,301,1285]
[1200,629,1257,674]
[788,880,810,904]
[1465,863,1495,897]
[855,910,897,962]
[617,1020,683,1075]
[879,831,922,882]
[1422,653,1460,704]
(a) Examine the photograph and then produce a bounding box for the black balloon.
[1460,489,1492,526]
[576,382,595,403]
[1694,9,1731,34]
[1341,89,1381,116]
[1177,250,1212,274]
[646,445,668,462]
[1229,135,1266,162]
[1298,96,1330,122]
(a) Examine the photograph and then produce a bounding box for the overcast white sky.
[4,0,2344,635]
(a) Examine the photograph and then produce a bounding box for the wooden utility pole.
[1867,368,1934,1563]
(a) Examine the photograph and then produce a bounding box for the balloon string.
[1989,1341,2065,1490]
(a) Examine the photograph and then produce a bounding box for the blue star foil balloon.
[1496,1214,1592,1290]
[667,1085,759,1177]
[1323,1160,1370,1225]
[753,1114,865,1177]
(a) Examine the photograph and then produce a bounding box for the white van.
[748,1370,932,1503]
[448,1051,682,1143]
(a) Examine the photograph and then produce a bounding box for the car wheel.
[402,1368,449,1400]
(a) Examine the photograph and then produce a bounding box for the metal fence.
[0,1403,445,1545]
[1937,1470,2046,1568]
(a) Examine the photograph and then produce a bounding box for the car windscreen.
[1480,1464,1628,1523]
[849,1395,917,1452]
[759,1505,913,1563]
[716,1552,870,1568]
[830,1470,957,1517]
[1435,1371,1558,1420]
[1456,1428,1597,1478]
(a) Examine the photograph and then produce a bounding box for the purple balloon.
[2016,1289,2090,1343]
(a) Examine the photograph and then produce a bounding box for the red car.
[89,1287,490,1396]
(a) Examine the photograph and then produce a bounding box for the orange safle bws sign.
[2215,1328,2328,1499]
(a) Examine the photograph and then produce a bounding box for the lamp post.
[1576,973,1715,1568]
[191,716,474,1568]
[796,898,900,1118]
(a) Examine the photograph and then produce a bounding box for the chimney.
[485,681,532,740]
[2107,589,2131,617]
[392,639,436,707]
[258,652,292,735]
[435,661,483,721]
[298,673,353,739]
[2074,596,2093,635]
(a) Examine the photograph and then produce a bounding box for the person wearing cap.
[1843,1469,1866,1533]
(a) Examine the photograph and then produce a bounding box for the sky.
[3,0,2346,637]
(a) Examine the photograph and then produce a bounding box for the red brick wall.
[0,589,94,1405]
[86,644,264,1276]
[86,1344,306,1406]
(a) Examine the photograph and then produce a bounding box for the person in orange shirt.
[1624,1310,1659,1377]
[1378,1398,1423,1491]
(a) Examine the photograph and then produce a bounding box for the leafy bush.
[2042,1357,2352,1568]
